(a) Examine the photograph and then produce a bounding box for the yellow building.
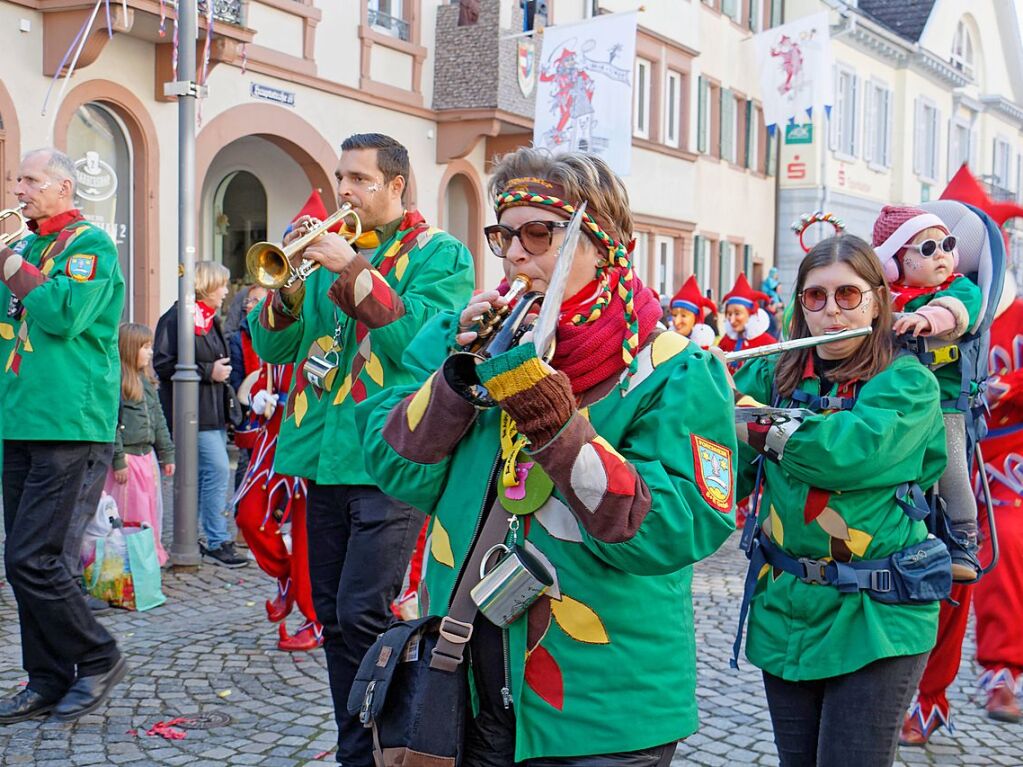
[776,0,1023,290]
[0,0,778,323]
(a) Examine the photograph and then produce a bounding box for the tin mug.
[305,352,339,392]
[470,543,554,629]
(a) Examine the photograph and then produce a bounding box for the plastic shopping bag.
[123,524,166,612]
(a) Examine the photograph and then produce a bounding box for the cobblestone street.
[1,488,1021,766]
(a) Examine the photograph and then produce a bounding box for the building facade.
[0,0,778,325]
[775,0,1023,292]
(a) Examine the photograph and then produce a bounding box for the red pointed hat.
[722,273,770,309]
[942,164,1023,228]
[670,275,717,320]
[289,188,344,234]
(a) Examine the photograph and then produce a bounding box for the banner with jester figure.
[753,11,833,134]
[533,11,637,175]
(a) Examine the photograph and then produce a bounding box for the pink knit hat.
[872,205,955,282]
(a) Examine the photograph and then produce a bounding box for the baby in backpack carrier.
[873,205,983,581]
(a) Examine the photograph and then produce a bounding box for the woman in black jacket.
[154,261,247,568]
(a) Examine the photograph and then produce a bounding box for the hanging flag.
[533,11,637,175]
[753,11,833,135]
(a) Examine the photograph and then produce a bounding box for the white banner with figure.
[533,11,637,175]
[754,12,833,133]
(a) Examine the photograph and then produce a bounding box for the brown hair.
[774,234,894,398]
[341,133,410,204]
[487,147,634,248]
[119,322,156,402]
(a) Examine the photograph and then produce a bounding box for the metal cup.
[304,353,339,392]
[470,543,554,629]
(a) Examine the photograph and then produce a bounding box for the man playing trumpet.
[248,133,474,766]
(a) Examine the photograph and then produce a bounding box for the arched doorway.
[439,162,485,287]
[66,102,135,320]
[0,79,19,211]
[213,171,267,281]
[444,174,473,257]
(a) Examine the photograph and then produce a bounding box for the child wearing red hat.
[670,275,717,348]
[716,273,777,368]
[872,204,983,581]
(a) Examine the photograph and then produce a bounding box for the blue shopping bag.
[123,524,167,612]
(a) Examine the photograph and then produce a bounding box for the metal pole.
[170,0,201,567]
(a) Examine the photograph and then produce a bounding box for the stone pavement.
[1,497,1021,766]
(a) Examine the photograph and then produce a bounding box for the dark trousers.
[3,440,120,701]
[62,443,114,579]
[762,652,929,767]
[306,482,424,766]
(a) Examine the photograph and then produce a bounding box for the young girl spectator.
[104,323,175,565]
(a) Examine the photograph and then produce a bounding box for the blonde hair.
[488,147,633,247]
[195,261,230,301]
[119,322,156,402]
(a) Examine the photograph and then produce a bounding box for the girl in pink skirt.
[104,323,175,565]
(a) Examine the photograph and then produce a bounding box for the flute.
[724,326,872,363]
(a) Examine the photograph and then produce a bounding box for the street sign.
[250,83,296,107]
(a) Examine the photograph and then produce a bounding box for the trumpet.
[0,205,28,248]
[246,203,362,290]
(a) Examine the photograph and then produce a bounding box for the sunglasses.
[904,235,956,258]
[484,220,571,258]
[798,285,870,312]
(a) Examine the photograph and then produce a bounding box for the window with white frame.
[993,137,1013,192]
[863,80,892,168]
[655,236,674,298]
[951,20,975,79]
[721,0,741,23]
[948,118,971,178]
[634,58,652,139]
[368,0,408,40]
[697,77,712,154]
[664,71,682,148]
[693,236,712,295]
[718,241,736,302]
[721,89,737,164]
[583,0,598,18]
[831,65,858,158]
[746,102,759,170]
[913,98,941,182]
[631,232,649,283]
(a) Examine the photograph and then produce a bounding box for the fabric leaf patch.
[524,646,563,710]
[551,594,609,645]
[429,518,454,568]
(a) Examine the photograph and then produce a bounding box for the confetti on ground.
[314,750,334,760]
[245,601,256,607]
[146,719,188,740]
[126,729,138,737]
[217,689,232,698]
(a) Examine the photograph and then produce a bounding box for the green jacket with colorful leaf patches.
[733,353,947,681]
[0,210,124,443]
[355,314,737,761]
[248,210,475,484]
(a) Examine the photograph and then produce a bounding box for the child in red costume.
[670,275,717,349]
[234,363,322,652]
[716,273,776,369]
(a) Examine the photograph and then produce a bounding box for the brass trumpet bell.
[246,203,362,290]
[0,206,28,248]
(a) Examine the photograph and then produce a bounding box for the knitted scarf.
[551,271,662,394]
[890,273,960,312]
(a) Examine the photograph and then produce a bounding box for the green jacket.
[900,275,982,410]
[733,353,947,681]
[114,378,175,470]
[249,211,475,484]
[356,315,737,760]
[0,211,124,442]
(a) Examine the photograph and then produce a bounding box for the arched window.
[951,20,975,79]
[66,103,134,319]
[213,170,267,283]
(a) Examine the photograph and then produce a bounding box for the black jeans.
[306,482,424,766]
[762,652,929,767]
[62,443,114,579]
[3,440,120,701]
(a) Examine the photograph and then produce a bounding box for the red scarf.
[551,272,661,394]
[194,300,217,336]
[890,273,960,312]
[29,208,83,236]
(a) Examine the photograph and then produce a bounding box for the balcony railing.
[368,9,410,41]
[169,0,245,27]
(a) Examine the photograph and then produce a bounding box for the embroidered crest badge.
[691,435,733,513]
[67,254,97,282]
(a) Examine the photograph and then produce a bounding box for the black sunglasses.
[484,220,571,258]
[799,284,870,312]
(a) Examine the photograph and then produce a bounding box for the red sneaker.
[265,578,294,624]
[277,621,324,652]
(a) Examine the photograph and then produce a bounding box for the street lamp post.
[166,0,202,567]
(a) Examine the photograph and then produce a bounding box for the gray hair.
[23,148,77,194]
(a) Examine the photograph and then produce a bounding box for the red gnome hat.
[722,273,770,310]
[670,275,717,321]
[287,188,344,235]
[942,165,1023,228]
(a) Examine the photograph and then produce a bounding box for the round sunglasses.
[798,284,870,312]
[484,220,571,258]
[904,234,956,258]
